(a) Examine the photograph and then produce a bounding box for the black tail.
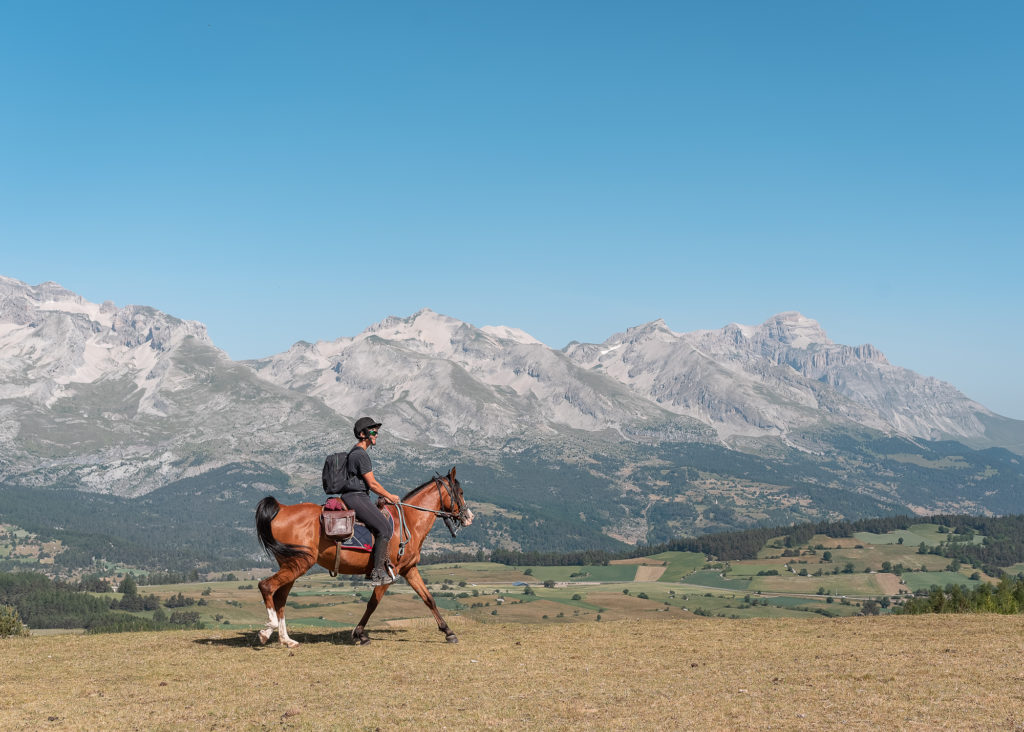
[255,496,313,562]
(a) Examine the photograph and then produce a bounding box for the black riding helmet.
[353,416,382,439]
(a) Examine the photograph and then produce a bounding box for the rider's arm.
[362,471,400,504]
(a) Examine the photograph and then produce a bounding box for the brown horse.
[254,467,473,647]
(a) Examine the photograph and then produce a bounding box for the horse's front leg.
[352,583,391,645]
[403,566,458,643]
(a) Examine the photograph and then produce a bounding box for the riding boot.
[368,540,393,587]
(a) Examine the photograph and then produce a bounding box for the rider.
[341,417,402,586]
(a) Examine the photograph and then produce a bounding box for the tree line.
[483,514,1024,572]
[0,571,204,633]
[895,575,1024,615]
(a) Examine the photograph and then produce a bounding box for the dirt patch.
[875,573,902,595]
[634,565,666,582]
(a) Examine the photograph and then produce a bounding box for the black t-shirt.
[342,446,372,493]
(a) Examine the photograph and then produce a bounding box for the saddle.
[321,497,396,578]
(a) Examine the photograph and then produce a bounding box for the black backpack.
[322,450,350,495]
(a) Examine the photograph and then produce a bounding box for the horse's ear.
[449,466,457,480]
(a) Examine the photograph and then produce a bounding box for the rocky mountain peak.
[756,311,831,348]
[364,307,468,354]
[615,318,676,345]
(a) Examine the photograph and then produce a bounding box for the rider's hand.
[384,493,400,504]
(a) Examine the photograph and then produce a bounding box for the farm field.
[6,522,1018,635]
[3,615,1022,730]
[901,571,986,592]
[853,523,957,546]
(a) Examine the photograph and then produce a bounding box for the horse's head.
[438,467,473,533]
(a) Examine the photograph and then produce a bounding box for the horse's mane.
[401,477,437,502]
[402,475,459,502]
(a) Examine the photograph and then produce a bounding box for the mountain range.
[2,274,1023,565]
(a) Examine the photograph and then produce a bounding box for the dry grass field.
[3,614,1022,730]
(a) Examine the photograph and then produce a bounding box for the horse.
[253,467,474,647]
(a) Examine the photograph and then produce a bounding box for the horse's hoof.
[258,629,272,645]
[282,639,299,649]
[352,630,371,645]
[445,634,459,644]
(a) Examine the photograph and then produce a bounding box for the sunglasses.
[366,430,378,437]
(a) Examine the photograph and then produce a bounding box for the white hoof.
[258,627,274,644]
[281,638,300,648]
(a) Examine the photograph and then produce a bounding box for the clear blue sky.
[2,2,1021,418]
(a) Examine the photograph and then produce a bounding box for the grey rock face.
[2,276,1020,499]
[562,310,997,446]
[0,276,345,495]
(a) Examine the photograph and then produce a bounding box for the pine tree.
[117,575,138,597]
[0,604,26,637]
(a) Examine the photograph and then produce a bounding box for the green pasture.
[828,545,950,572]
[854,529,932,546]
[905,524,959,545]
[755,536,791,559]
[518,564,638,583]
[644,551,707,581]
[726,560,791,578]
[682,570,751,591]
[1004,563,1024,576]
[900,572,983,592]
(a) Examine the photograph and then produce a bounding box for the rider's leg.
[342,491,394,585]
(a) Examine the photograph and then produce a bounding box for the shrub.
[168,610,202,627]
[0,604,26,637]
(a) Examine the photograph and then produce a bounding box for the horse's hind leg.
[352,583,390,645]
[273,580,299,648]
[403,566,458,643]
[257,561,308,646]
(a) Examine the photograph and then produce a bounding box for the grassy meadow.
[3,615,1022,730]
[4,522,1024,728]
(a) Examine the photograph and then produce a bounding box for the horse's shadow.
[194,628,408,649]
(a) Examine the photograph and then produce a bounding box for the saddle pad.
[335,510,395,553]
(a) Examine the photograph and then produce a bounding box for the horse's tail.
[255,496,313,562]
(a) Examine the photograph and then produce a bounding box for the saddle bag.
[321,498,356,540]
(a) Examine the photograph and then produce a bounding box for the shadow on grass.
[194,628,409,649]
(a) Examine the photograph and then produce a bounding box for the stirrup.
[369,567,394,586]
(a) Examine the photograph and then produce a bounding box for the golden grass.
[633,565,666,582]
[751,572,887,596]
[5,615,1021,730]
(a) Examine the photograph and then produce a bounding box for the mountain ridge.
[2,275,1023,558]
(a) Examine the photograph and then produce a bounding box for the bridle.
[391,474,471,557]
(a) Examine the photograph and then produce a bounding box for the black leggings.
[341,491,393,542]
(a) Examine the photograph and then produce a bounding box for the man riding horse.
[327,417,402,586]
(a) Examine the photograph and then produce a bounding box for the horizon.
[2,3,1021,418]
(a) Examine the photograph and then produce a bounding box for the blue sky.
[2,2,1022,418]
